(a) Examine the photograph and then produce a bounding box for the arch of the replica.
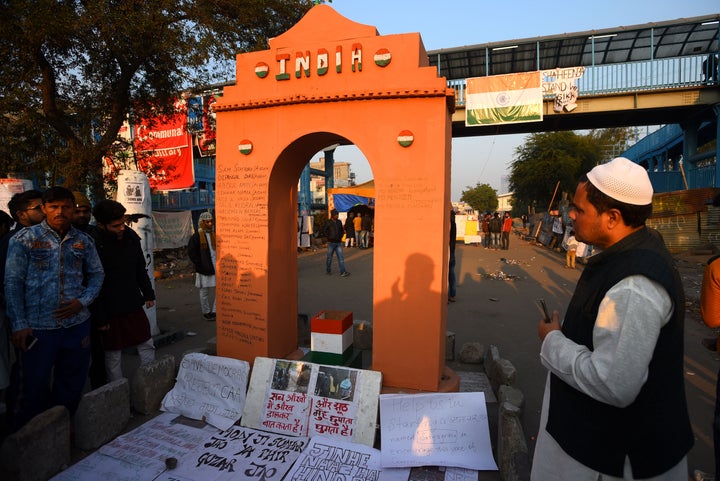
[214,5,457,392]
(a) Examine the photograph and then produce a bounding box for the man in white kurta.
[531,158,692,481]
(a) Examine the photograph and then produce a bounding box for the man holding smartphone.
[5,187,104,432]
[532,158,693,480]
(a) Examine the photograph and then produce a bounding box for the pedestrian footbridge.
[429,14,720,191]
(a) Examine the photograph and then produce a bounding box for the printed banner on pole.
[466,72,543,126]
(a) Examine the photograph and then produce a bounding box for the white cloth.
[531,275,688,481]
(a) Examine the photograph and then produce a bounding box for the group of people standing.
[478,211,513,249]
[343,211,372,249]
[0,187,157,433]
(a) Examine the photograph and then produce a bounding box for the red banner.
[134,103,195,190]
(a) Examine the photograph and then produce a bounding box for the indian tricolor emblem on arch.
[255,62,269,79]
[374,48,392,67]
[397,130,414,147]
[238,140,253,155]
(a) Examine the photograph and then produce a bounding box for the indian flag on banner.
[465,72,543,126]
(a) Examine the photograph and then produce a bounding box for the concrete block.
[487,358,517,395]
[74,378,131,450]
[131,354,176,414]
[498,401,530,481]
[0,406,70,481]
[498,385,525,414]
[352,320,372,350]
[458,341,484,364]
[445,331,455,361]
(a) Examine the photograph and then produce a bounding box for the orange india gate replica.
[214,5,457,392]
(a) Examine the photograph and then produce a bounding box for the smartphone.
[536,298,552,323]
[25,335,38,351]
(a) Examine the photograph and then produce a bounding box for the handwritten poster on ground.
[161,353,250,430]
[242,357,381,446]
[52,413,216,481]
[379,392,497,471]
[157,425,308,481]
[284,436,382,481]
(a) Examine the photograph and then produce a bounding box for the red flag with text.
[134,103,195,190]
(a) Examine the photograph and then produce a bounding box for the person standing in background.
[188,212,216,320]
[353,210,363,249]
[361,212,372,249]
[91,200,155,382]
[565,230,579,269]
[344,213,355,248]
[71,191,93,232]
[501,212,512,250]
[448,209,457,303]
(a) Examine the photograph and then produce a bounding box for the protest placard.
[242,357,381,446]
[379,392,497,471]
[52,413,217,481]
[161,353,250,430]
[160,425,308,481]
[284,436,383,481]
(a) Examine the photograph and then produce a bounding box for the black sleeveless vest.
[546,227,693,478]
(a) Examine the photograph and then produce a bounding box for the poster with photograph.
[242,357,381,446]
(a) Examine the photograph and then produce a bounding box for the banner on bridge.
[465,71,543,126]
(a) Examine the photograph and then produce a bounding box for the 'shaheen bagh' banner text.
[134,102,195,190]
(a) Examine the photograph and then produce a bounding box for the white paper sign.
[162,353,250,430]
[379,392,497,471]
[284,436,383,481]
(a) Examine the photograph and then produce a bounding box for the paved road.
[148,234,717,478]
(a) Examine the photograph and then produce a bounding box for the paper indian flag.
[465,71,543,126]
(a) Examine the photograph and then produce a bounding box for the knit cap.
[72,191,91,209]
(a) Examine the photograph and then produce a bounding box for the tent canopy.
[328,180,375,212]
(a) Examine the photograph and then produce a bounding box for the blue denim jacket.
[5,221,104,331]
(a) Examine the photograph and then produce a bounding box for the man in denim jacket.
[5,187,104,432]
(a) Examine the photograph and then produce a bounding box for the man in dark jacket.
[323,209,350,277]
[92,200,155,382]
[188,212,217,320]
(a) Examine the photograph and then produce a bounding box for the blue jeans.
[326,242,347,274]
[7,320,91,432]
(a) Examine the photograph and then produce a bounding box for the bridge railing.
[448,53,719,107]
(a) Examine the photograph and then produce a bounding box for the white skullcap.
[586,157,653,205]
[199,212,213,221]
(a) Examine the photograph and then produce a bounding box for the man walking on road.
[532,157,693,480]
[323,209,350,277]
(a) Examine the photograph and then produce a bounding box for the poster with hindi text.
[242,357,381,446]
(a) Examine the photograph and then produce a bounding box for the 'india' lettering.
[274,44,362,81]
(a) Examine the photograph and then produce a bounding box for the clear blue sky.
[316,0,718,200]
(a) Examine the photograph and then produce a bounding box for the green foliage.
[460,183,498,213]
[0,0,315,190]
[508,129,635,213]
